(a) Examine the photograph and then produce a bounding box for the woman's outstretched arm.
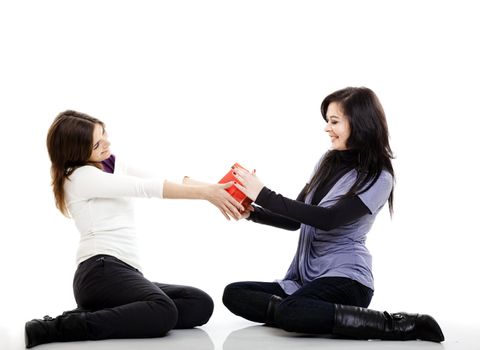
[163,180,244,221]
[232,167,370,231]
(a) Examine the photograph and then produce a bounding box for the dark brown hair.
[302,87,395,215]
[46,110,104,216]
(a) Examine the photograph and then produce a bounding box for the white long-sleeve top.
[64,160,166,271]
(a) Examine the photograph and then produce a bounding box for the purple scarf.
[101,154,116,174]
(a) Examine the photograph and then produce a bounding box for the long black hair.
[302,87,395,215]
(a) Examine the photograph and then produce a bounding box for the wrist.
[203,184,215,201]
[254,186,268,204]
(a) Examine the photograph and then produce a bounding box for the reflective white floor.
[2,311,478,350]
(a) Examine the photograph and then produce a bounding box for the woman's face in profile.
[89,123,111,162]
[324,102,350,151]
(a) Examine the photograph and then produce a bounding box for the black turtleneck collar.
[333,149,359,167]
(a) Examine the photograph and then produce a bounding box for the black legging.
[223,277,373,334]
[73,255,213,340]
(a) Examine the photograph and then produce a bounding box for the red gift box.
[218,163,253,209]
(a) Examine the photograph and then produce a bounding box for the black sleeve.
[246,184,308,231]
[254,186,371,231]
[247,205,301,231]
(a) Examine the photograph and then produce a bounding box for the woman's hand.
[232,167,264,201]
[205,182,244,221]
[240,204,254,220]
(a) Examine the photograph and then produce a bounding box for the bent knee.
[193,291,214,326]
[222,282,244,309]
[151,298,179,335]
[191,287,214,321]
[174,289,214,329]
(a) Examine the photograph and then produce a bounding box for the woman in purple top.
[222,87,444,342]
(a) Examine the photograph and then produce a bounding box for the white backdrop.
[1,0,479,346]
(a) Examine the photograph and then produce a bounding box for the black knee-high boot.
[25,312,89,348]
[265,295,283,325]
[332,304,444,342]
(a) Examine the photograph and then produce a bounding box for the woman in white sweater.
[25,110,243,348]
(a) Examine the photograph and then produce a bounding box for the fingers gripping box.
[218,163,253,209]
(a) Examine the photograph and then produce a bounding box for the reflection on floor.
[3,320,478,349]
[6,327,215,350]
[224,325,439,350]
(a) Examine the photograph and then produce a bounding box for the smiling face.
[89,123,111,162]
[324,101,351,151]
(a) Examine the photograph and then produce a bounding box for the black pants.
[73,255,213,340]
[223,277,373,334]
